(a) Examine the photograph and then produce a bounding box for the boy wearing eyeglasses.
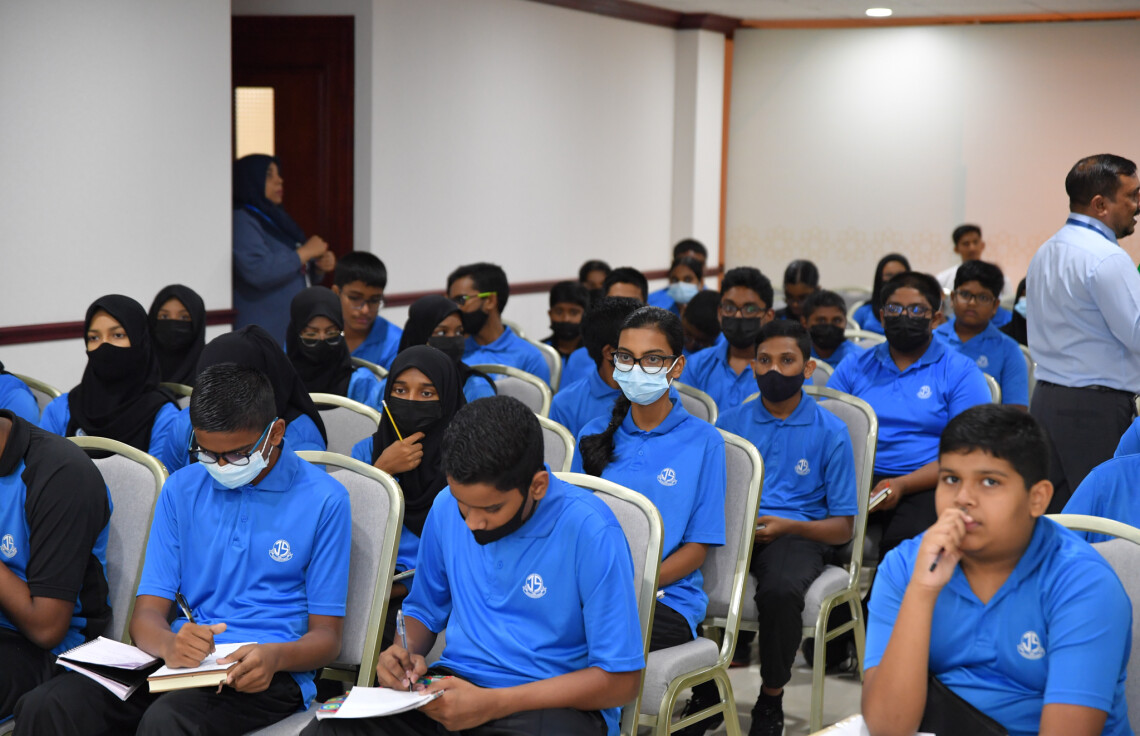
[829,272,990,556]
[446,263,551,384]
[333,252,403,370]
[933,261,1028,411]
[14,364,351,736]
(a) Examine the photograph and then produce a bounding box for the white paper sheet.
[316,686,443,720]
[58,636,157,670]
[149,641,254,678]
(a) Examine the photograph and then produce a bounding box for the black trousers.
[648,601,694,652]
[1031,382,1136,513]
[869,483,937,559]
[0,628,57,719]
[300,706,606,736]
[14,669,302,736]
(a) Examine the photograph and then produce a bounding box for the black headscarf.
[233,154,306,247]
[870,253,912,315]
[286,287,354,396]
[196,326,327,444]
[148,285,206,386]
[371,346,465,536]
[399,295,496,396]
[67,295,176,451]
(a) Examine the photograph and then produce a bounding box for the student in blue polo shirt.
[333,252,403,369]
[40,295,181,467]
[1113,417,1140,458]
[800,290,866,369]
[682,290,721,357]
[395,295,496,403]
[699,321,856,736]
[575,306,726,652]
[308,396,645,736]
[603,266,650,304]
[550,297,642,438]
[863,405,1131,736]
[1063,453,1140,543]
[685,267,776,413]
[852,254,910,335]
[541,281,589,367]
[162,326,328,473]
[829,272,990,556]
[287,287,384,409]
[0,364,39,425]
[934,261,1029,409]
[773,259,819,321]
[652,256,705,318]
[16,364,352,736]
[0,410,109,721]
[447,262,551,384]
[648,239,708,313]
[579,259,611,302]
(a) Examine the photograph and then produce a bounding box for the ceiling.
[644,0,1140,20]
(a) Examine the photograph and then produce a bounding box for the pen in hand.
[175,592,196,624]
[396,609,412,692]
[929,549,943,572]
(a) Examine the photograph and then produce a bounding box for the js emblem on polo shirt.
[917,385,932,399]
[657,468,678,487]
[0,535,16,559]
[1017,630,1045,660]
[795,459,810,476]
[523,573,547,599]
[976,355,989,369]
[269,539,294,563]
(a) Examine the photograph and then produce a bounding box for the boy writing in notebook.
[16,364,351,736]
[306,396,644,736]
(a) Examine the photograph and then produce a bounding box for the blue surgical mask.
[203,431,273,489]
[613,362,676,406]
[1014,297,1027,318]
[666,281,700,305]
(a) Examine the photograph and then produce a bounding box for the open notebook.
[147,641,255,692]
[315,687,443,720]
[56,637,160,701]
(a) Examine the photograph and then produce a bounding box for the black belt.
[1036,380,1136,397]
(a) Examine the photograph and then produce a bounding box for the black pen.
[175,592,196,624]
[929,549,943,572]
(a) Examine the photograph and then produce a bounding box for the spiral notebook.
[56,637,160,701]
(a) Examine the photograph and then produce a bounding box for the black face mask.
[385,396,444,436]
[755,369,805,403]
[460,308,489,337]
[549,321,581,342]
[809,323,846,352]
[153,320,196,352]
[427,335,466,363]
[883,315,932,353]
[87,343,136,382]
[470,493,538,545]
[721,317,763,349]
[297,340,341,367]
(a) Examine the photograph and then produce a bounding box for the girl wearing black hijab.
[398,295,496,403]
[160,325,329,473]
[852,253,911,336]
[148,284,206,386]
[286,286,383,408]
[232,154,336,345]
[40,295,180,466]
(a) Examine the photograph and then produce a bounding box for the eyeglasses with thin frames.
[953,289,995,306]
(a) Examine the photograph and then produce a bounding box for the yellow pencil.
[382,401,404,441]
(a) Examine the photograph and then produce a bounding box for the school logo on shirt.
[976,355,989,369]
[0,535,16,559]
[269,539,293,563]
[795,459,811,476]
[657,468,678,487]
[1017,630,1045,660]
[917,385,932,400]
[523,573,547,599]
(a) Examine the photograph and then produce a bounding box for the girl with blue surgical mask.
[665,256,704,314]
[574,307,727,653]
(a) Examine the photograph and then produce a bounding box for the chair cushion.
[802,565,849,627]
[639,637,720,716]
[243,704,316,735]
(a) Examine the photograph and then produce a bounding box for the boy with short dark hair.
[682,289,721,357]
[542,281,590,365]
[935,225,1012,327]
[800,290,865,368]
[603,267,649,304]
[447,263,550,384]
[306,396,645,736]
[333,252,403,368]
[863,405,1130,736]
[935,260,1028,409]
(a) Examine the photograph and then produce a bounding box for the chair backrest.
[984,373,1002,404]
[502,319,527,339]
[310,393,382,457]
[68,437,166,644]
[351,357,388,380]
[1047,514,1140,545]
[674,381,718,425]
[297,451,403,686]
[12,373,62,413]
[160,382,193,410]
[844,328,886,348]
[527,338,562,393]
[555,471,663,735]
[700,431,764,667]
[471,364,552,417]
[1020,345,1036,401]
[847,299,868,327]
[811,360,834,389]
[538,415,575,472]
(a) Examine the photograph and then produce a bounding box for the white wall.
[0,0,232,388]
[726,21,1140,295]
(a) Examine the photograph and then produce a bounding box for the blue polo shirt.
[572,398,726,636]
[138,445,351,707]
[865,519,1132,736]
[0,374,39,426]
[406,473,644,736]
[683,334,757,413]
[1064,454,1140,543]
[991,306,1013,328]
[828,339,990,476]
[716,392,856,522]
[852,303,884,335]
[559,347,594,390]
[351,316,402,370]
[350,437,420,573]
[810,339,866,370]
[935,320,1029,406]
[41,397,181,470]
[161,408,326,473]
[346,366,384,410]
[1113,417,1140,458]
[647,288,681,316]
[549,368,621,439]
[463,326,551,385]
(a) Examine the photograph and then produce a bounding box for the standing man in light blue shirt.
[1028,153,1140,512]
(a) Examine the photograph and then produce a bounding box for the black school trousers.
[299,706,606,736]
[0,628,58,720]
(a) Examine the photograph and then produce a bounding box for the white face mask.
[202,423,275,489]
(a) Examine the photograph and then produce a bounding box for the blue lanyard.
[1066,217,1116,244]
